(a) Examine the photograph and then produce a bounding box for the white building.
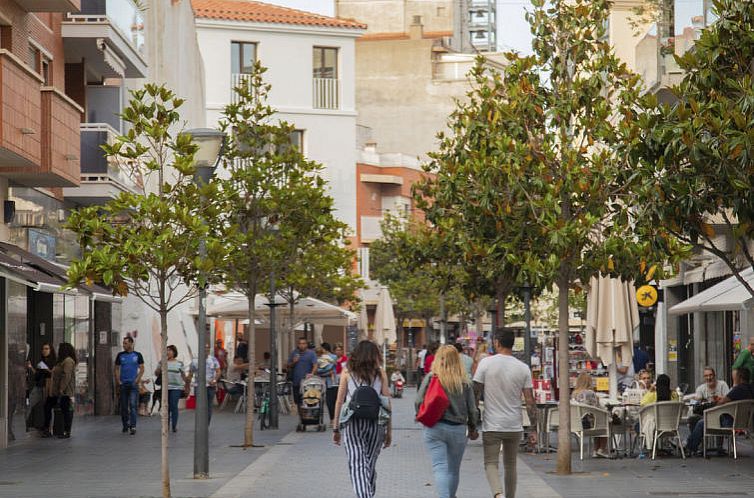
[192,0,366,230]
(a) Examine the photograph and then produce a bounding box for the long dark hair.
[347,340,381,384]
[57,342,77,365]
[656,373,672,402]
[40,342,56,366]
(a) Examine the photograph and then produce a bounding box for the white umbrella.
[373,286,397,347]
[585,275,640,399]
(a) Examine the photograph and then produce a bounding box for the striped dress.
[342,375,385,498]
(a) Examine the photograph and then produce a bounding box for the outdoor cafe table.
[535,401,559,453]
[603,400,641,457]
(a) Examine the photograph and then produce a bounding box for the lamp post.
[263,223,283,430]
[183,128,225,480]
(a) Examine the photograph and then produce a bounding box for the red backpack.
[416,375,450,427]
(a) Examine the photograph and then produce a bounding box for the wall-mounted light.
[20,128,35,135]
[64,154,78,161]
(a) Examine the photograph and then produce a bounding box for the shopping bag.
[416,375,449,428]
[186,394,196,410]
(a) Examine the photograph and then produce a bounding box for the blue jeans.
[687,414,733,452]
[423,422,468,498]
[206,387,216,425]
[168,389,182,430]
[120,383,139,429]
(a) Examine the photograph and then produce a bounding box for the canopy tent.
[668,267,754,315]
[205,292,357,327]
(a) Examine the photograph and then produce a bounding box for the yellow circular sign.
[637,285,658,307]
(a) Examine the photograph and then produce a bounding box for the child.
[390,369,405,397]
[315,346,336,388]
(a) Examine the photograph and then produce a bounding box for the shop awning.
[668,267,754,315]
[0,241,120,300]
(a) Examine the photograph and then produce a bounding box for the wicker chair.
[570,401,612,460]
[637,401,685,460]
[702,400,754,459]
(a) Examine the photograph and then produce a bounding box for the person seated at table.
[686,366,729,433]
[640,374,677,406]
[637,369,653,390]
[572,372,609,458]
[225,356,248,395]
[638,374,677,452]
[685,368,754,455]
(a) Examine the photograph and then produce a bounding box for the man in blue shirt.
[115,336,144,435]
[287,337,317,407]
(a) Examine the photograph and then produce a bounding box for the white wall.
[197,21,361,230]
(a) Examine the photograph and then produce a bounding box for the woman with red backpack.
[332,340,392,498]
[415,345,479,498]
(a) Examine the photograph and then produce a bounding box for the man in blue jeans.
[686,367,754,454]
[115,337,144,435]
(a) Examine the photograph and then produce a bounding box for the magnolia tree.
[212,62,358,446]
[421,0,683,473]
[66,85,214,497]
[628,0,754,296]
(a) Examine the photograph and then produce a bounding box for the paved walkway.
[212,393,559,498]
[5,389,754,497]
[0,407,298,498]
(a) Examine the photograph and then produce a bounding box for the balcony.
[15,0,80,12]
[62,123,142,205]
[62,0,147,78]
[313,78,340,110]
[0,50,43,170]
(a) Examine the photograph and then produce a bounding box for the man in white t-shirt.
[417,345,428,385]
[473,328,535,498]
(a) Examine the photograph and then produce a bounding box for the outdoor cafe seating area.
[523,386,754,461]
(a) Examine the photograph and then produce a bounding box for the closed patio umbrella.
[373,286,397,347]
[585,275,640,399]
[357,289,369,341]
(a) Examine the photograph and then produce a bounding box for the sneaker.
[591,451,598,458]
[595,448,611,459]
[58,433,70,439]
[172,427,177,433]
[122,426,128,433]
[41,430,53,438]
[129,427,136,435]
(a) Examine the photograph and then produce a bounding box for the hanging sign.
[636,285,658,307]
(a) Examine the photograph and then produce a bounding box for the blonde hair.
[431,345,468,395]
[573,372,593,393]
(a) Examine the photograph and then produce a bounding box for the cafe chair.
[545,407,559,453]
[703,399,754,459]
[637,401,685,460]
[570,401,612,460]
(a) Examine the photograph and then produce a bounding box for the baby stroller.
[297,376,326,432]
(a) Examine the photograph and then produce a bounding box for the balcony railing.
[69,0,145,54]
[230,73,256,104]
[80,123,141,193]
[313,78,340,110]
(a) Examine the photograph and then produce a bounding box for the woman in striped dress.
[333,341,392,498]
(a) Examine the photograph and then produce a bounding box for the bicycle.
[258,389,271,430]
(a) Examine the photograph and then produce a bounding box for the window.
[289,130,304,153]
[0,25,11,50]
[313,47,338,79]
[41,56,51,85]
[28,44,39,72]
[231,41,257,74]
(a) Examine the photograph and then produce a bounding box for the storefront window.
[53,294,93,415]
[7,281,29,442]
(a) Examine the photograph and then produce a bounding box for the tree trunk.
[475,300,484,340]
[159,307,171,497]
[496,284,507,329]
[244,283,257,447]
[556,274,572,475]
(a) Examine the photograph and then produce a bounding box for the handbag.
[416,375,449,428]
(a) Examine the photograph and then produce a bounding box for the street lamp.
[182,127,225,480]
[263,221,284,430]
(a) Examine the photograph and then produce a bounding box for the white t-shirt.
[695,380,730,401]
[473,354,533,432]
[418,349,427,369]
[617,362,635,387]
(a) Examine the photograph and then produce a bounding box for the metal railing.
[79,123,142,193]
[231,73,258,104]
[313,77,339,110]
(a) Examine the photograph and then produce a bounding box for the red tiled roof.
[191,0,367,30]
